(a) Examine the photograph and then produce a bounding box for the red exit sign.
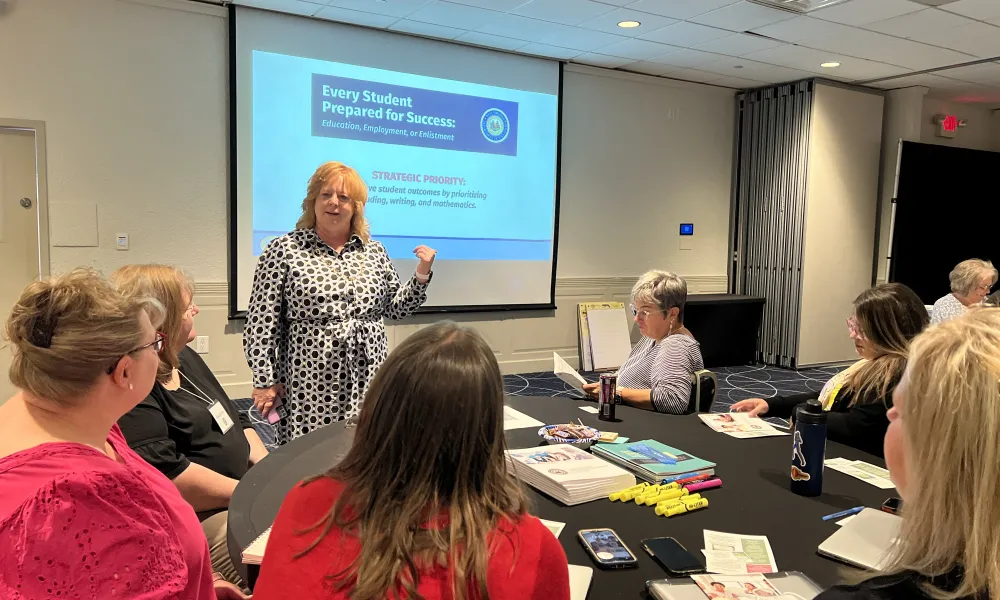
[934,113,967,139]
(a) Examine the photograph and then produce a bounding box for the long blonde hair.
[843,283,928,405]
[111,265,193,384]
[881,308,1000,599]
[5,268,163,404]
[296,161,371,243]
[298,321,529,600]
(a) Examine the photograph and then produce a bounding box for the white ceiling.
[231,0,1000,108]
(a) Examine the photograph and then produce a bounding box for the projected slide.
[251,51,558,267]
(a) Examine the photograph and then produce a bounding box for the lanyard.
[177,371,217,406]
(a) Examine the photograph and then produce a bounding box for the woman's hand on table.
[252,384,284,417]
[730,398,769,417]
[413,245,437,278]
[582,382,600,399]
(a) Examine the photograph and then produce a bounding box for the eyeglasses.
[630,304,663,320]
[846,316,866,341]
[106,332,166,374]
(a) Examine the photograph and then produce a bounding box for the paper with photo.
[699,413,790,439]
[503,405,544,431]
[691,574,781,598]
[554,352,588,394]
[825,458,895,489]
[540,519,565,538]
[703,530,778,574]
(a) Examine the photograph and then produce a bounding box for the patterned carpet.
[234,364,841,449]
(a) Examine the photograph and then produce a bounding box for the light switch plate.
[116,233,129,250]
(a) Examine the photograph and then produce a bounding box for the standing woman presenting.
[244,161,435,444]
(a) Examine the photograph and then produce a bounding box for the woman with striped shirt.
[583,271,704,414]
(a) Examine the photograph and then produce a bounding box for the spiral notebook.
[241,527,272,565]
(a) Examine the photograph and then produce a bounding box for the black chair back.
[686,369,718,414]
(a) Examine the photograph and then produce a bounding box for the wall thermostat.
[679,223,694,236]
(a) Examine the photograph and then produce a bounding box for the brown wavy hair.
[296,161,370,243]
[298,321,529,599]
[110,265,193,383]
[844,283,929,405]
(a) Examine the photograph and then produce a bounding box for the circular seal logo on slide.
[481,108,509,143]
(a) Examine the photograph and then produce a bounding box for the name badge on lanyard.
[208,401,234,434]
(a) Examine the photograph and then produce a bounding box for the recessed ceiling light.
[617,20,641,28]
[821,62,841,68]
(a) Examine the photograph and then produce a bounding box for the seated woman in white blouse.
[930,258,997,324]
[583,271,704,414]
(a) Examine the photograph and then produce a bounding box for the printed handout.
[539,519,565,538]
[825,458,895,489]
[503,406,544,431]
[691,574,781,598]
[699,413,790,439]
[554,352,588,395]
[703,530,778,574]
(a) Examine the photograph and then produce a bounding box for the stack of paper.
[506,444,635,506]
[825,458,895,489]
[591,440,715,483]
[503,406,544,431]
[698,413,790,439]
[702,530,778,575]
[241,526,272,565]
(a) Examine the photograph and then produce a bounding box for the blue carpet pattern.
[234,364,840,450]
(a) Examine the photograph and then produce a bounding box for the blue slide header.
[311,73,519,157]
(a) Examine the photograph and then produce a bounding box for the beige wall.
[798,84,884,367]
[0,0,735,398]
[921,97,1000,152]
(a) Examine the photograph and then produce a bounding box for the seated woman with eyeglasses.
[582,271,705,414]
[0,270,246,599]
[930,259,997,324]
[733,283,928,457]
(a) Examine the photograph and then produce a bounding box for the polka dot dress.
[243,228,429,444]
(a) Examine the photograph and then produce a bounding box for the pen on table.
[822,506,865,521]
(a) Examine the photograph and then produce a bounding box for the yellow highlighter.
[644,488,689,506]
[609,482,647,502]
[633,484,666,504]
[655,493,701,510]
[656,503,689,517]
[682,497,709,511]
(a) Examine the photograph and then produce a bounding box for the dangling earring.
[128,383,134,390]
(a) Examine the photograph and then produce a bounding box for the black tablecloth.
[685,294,765,368]
[229,396,889,597]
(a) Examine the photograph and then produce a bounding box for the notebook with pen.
[591,440,715,483]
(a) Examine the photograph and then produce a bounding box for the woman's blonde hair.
[298,321,529,600]
[296,161,370,242]
[4,268,164,404]
[882,308,1000,599]
[843,283,928,405]
[949,259,997,296]
[110,265,193,383]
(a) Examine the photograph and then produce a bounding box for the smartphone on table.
[578,528,638,569]
[641,537,706,576]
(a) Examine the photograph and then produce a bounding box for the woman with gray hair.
[930,259,997,324]
[582,270,704,414]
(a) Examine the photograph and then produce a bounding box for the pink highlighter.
[684,478,723,493]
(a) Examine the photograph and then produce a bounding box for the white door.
[0,128,41,404]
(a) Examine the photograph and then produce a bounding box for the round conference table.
[228,395,890,598]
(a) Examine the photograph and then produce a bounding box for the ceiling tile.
[659,68,726,83]
[241,0,325,17]
[647,47,725,68]
[932,62,1000,86]
[388,19,465,39]
[538,26,628,51]
[744,45,907,80]
[407,1,497,29]
[801,27,976,71]
[864,8,974,38]
[709,74,766,88]
[314,5,399,26]
[638,21,732,46]
[693,32,786,56]
[576,8,678,37]
[328,0,431,18]
[911,22,1000,59]
[695,55,813,82]
[518,42,584,59]
[866,73,970,90]
[475,13,570,40]
[750,16,854,43]
[939,0,1000,21]
[571,53,636,68]
[598,37,680,59]
[447,0,531,9]
[622,60,677,75]
[622,0,739,21]
[809,0,922,26]
[689,1,796,32]
[511,0,616,26]
[455,31,529,50]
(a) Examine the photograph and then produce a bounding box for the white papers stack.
[503,406,544,431]
[698,413,790,439]
[241,526,272,565]
[507,444,635,506]
[553,352,588,395]
[702,530,778,574]
[825,458,895,489]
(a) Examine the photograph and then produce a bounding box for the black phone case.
[641,539,706,576]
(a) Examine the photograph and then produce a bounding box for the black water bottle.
[790,399,827,497]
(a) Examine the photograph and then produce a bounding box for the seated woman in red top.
[0,269,245,599]
[253,321,571,600]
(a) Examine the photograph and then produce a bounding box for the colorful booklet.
[591,440,715,482]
